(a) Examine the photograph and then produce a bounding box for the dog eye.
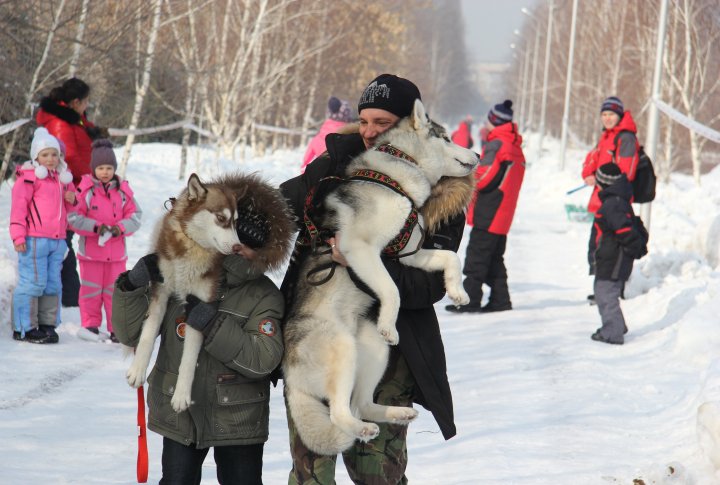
[216,214,227,224]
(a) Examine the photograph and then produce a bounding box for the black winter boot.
[480,302,512,313]
[15,328,49,344]
[39,325,59,344]
[445,303,482,313]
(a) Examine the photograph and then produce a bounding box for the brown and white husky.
[124,173,240,412]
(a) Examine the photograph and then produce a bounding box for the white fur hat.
[30,127,61,162]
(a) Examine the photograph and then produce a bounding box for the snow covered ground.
[2,135,720,484]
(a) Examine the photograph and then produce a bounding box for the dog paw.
[126,365,146,388]
[378,326,399,345]
[389,407,419,425]
[356,423,380,442]
[170,392,192,413]
[448,287,470,306]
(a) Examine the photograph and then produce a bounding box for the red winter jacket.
[451,121,473,149]
[36,97,97,186]
[581,111,640,214]
[466,122,526,235]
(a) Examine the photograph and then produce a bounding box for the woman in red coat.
[36,77,103,307]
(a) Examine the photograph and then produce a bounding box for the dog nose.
[232,243,243,254]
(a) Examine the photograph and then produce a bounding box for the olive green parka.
[113,256,284,448]
[113,173,294,449]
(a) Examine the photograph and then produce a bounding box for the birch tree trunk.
[0,0,67,188]
[118,0,163,179]
[68,0,89,77]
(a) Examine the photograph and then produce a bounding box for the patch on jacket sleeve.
[258,319,277,337]
[175,317,186,339]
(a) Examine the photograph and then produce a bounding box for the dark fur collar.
[214,172,294,272]
[39,97,82,125]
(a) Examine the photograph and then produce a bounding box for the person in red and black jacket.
[581,96,639,214]
[36,77,105,307]
[589,163,646,345]
[447,99,525,314]
[581,97,640,304]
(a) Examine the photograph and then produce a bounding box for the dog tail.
[286,386,356,455]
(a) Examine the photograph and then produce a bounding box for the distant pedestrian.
[589,163,647,345]
[478,124,489,148]
[68,139,142,342]
[451,115,474,149]
[301,96,353,173]
[10,128,76,343]
[447,100,525,314]
[581,96,640,304]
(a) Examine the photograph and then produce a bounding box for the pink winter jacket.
[68,174,142,263]
[301,118,348,172]
[10,163,76,246]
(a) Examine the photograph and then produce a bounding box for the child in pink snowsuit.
[10,127,76,343]
[68,139,141,342]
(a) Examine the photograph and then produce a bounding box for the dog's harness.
[302,144,425,286]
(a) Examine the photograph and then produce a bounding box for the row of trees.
[0,0,481,181]
[510,0,720,183]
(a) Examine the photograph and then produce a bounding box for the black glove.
[109,225,122,237]
[184,294,220,333]
[127,253,164,289]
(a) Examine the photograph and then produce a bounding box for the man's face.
[358,108,400,148]
[601,111,620,130]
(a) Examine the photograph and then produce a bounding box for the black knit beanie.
[596,163,622,188]
[235,201,270,249]
[357,74,421,119]
[488,100,514,126]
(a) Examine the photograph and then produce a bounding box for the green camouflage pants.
[286,347,415,485]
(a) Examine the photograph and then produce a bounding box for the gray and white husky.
[283,99,478,455]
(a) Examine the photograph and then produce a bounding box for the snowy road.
[2,142,720,484]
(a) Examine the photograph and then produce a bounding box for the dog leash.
[136,385,149,483]
[305,246,337,286]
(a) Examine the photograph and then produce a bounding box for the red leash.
[136,385,149,483]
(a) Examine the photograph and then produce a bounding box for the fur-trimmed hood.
[215,172,294,273]
[422,174,474,233]
[38,96,83,125]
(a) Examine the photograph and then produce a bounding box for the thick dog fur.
[125,173,241,412]
[283,99,479,455]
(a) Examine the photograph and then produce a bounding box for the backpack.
[626,215,649,260]
[614,131,656,203]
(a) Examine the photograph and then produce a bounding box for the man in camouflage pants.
[279,74,463,484]
[287,350,414,484]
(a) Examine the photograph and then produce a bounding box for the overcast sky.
[460,0,541,63]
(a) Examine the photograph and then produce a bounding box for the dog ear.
[187,173,208,202]
[410,99,428,130]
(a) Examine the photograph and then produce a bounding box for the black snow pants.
[461,228,510,307]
